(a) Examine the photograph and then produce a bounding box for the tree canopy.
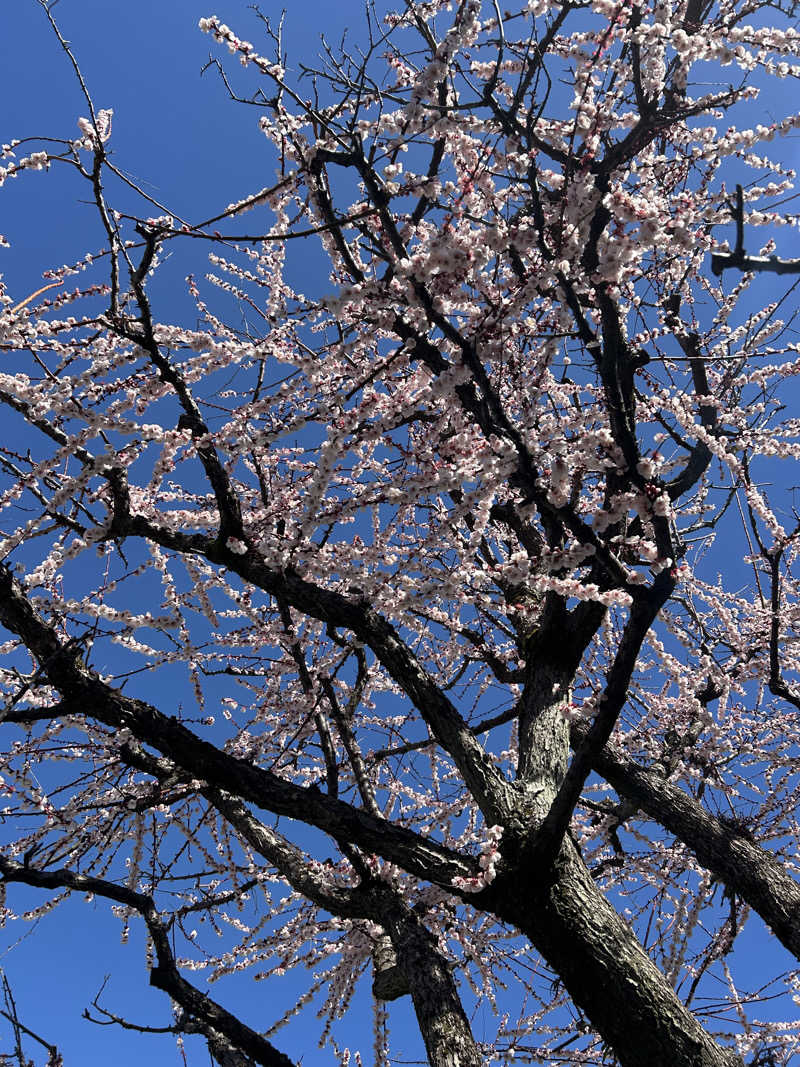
[1,1,800,1064]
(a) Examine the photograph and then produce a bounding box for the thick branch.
[0,566,474,889]
[711,252,800,276]
[203,786,371,919]
[586,735,800,962]
[119,520,516,825]
[527,579,673,867]
[205,778,484,1066]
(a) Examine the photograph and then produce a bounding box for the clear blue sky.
[1,1,798,1065]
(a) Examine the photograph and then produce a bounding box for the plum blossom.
[77,109,113,148]
[452,826,504,893]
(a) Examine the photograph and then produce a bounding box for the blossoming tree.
[1,0,800,1063]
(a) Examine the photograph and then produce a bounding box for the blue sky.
[1,1,800,1065]
[2,0,356,298]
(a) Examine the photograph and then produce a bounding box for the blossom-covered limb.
[371,884,484,1067]
[0,857,296,1067]
[212,781,485,1064]
[116,515,517,825]
[123,736,487,1066]
[110,229,245,545]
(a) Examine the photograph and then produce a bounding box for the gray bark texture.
[494,840,744,1067]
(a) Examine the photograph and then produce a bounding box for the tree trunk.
[379,898,484,1067]
[496,838,743,1067]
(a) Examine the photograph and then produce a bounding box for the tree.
[0,0,800,1063]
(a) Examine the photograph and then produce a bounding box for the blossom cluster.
[452,825,504,893]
